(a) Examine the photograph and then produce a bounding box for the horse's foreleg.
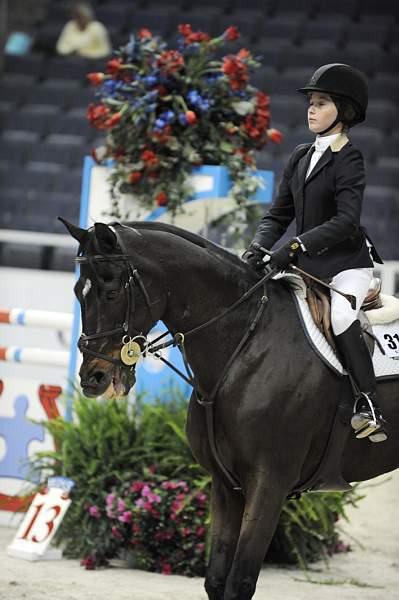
[223,475,287,600]
[204,477,245,600]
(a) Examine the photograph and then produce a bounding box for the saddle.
[305,276,383,353]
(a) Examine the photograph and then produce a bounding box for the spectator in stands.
[243,64,388,443]
[56,2,111,59]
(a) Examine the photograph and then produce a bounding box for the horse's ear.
[94,222,118,253]
[58,217,88,244]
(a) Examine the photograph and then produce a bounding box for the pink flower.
[130,481,145,493]
[162,562,172,575]
[135,498,145,508]
[182,527,191,537]
[196,526,205,537]
[117,499,126,512]
[118,510,132,523]
[106,493,116,506]
[111,526,124,540]
[88,505,101,518]
[141,485,151,496]
[80,555,96,570]
[196,543,205,554]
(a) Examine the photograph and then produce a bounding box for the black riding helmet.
[298,63,368,133]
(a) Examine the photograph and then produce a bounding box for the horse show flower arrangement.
[86,24,282,216]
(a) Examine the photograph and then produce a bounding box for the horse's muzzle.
[80,362,136,398]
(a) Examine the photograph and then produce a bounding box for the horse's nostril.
[92,370,106,384]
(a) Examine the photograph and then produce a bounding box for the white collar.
[314,132,342,153]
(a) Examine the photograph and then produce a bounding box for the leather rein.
[76,224,275,492]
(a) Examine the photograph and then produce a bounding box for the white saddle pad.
[274,273,399,380]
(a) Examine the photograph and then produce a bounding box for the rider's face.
[308,92,342,135]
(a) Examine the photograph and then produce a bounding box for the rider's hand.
[269,239,302,271]
[242,244,267,272]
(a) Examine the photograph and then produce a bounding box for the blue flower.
[178,113,188,126]
[155,118,166,130]
[144,75,158,87]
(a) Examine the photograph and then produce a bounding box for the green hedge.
[28,385,361,574]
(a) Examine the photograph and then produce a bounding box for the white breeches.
[330,268,374,336]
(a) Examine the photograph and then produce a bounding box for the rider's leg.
[330,268,387,443]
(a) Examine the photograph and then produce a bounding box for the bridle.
[76,223,276,492]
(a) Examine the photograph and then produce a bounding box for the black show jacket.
[253,133,383,280]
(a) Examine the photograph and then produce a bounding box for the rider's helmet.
[298,63,368,127]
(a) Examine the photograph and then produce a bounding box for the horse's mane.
[125,220,245,269]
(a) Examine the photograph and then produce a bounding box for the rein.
[77,224,275,492]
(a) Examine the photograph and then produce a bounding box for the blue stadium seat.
[28,84,75,109]
[259,15,305,44]
[48,112,92,139]
[267,0,317,16]
[302,19,348,48]
[96,5,129,31]
[0,80,32,106]
[44,57,89,81]
[269,95,307,128]
[127,8,175,37]
[3,53,45,79]
[253,40,290,71]
[315,0,359,19]
[358,0,399,20]
[350,127,382,161]
[344,22,393,50]
[366,100,398,134]
[369,74,399,103]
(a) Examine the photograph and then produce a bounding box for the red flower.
[155,191,168,206]
[237,48,250,60]
[156,50,185,74]
[87,103,111,130]
[87,72,105,86]
[141,149,159,170]
[224,26,240,41]
[185,110,197,125]
[106,58,122,75]
[186,31,211,43]
[138,28,152,39]
[105,112,122,128]
[196,526,206,537]
[129,171,142,184]
[178,24,192,36]
[267,128,283,143]
[221,54,249,91]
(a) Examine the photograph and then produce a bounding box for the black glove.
[269,239,302,271]
[242,244,266,272]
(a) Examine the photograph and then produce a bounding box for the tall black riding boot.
[334,319,387,443]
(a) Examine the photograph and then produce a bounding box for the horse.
[62,218,399,600]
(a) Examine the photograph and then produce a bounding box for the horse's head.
[61,219,167,397]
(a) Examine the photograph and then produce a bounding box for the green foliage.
[29,384,362,573]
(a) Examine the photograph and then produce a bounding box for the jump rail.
[0,346,70,368]
[0,309,73,329]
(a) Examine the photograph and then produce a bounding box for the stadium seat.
[350,127,382,161]
[3,53,45,79]
[302,20,348,48]
[366,100,398,133]
[344,22,393,50]
[269,95,307,128]
[260,14,305,45]
[44,57,89,81]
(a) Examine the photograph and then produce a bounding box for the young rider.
[243,63,387,443]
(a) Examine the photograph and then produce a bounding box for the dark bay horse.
[63,219,399,600]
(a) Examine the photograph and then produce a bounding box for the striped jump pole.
[0,346,70,368]
[0,308,73,330]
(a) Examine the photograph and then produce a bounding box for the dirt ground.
[1,471,398,600]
